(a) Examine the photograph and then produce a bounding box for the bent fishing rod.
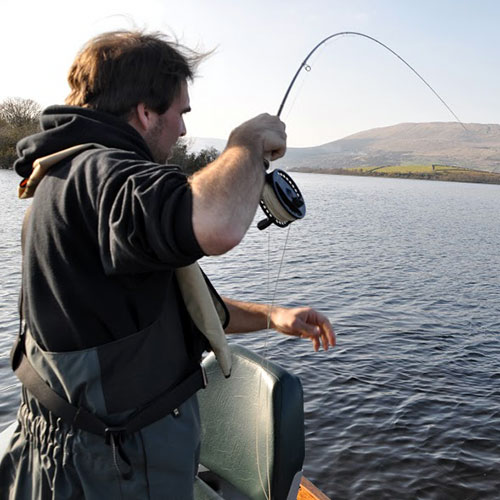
[258,31,464,231]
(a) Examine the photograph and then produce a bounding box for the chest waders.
[5,312,208,500]
[5,265,230,500]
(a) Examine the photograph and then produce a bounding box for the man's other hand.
[270,306,336,352]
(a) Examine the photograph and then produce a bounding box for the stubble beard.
[145,121,169,165]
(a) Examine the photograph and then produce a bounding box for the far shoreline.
[292,165,500,186]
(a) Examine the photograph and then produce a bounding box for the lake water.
[1,168,499,499]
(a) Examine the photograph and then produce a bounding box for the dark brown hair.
[66,30,204,118]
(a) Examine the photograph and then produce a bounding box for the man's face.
[145,80,191,164]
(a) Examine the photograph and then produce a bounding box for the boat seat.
[0,422,17,459]
[196,344,305,500]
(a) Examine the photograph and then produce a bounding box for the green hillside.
[307,164,500,184]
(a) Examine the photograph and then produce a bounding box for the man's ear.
[128,103,155,134]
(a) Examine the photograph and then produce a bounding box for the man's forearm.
[223,297,271,333]
[222,297,336,351]
[188,113,286,256]
[189,145,265,256]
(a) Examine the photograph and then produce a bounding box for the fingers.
[251,113,286,161]
[312,334,320,352]
[264,118,286,161]
[316,325,334,352]
[319,316,336,350]
[228,113,287,163]
[298,319,334,352]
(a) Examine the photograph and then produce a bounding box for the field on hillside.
[300,164,500,185]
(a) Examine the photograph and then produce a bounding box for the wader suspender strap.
[10,330,207,480]
[10,331,207,480]
[10,333,207,438]
[13,205,208,479]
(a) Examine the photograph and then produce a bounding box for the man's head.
[137,78,191,164]
[66,30,201,162]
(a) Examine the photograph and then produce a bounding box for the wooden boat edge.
[298,476,331,500]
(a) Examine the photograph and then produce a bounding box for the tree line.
[0,97,219,173]
[0,97,41,169]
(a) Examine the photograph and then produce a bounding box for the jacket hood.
[15,105,154,178]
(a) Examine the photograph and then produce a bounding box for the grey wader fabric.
[0,330,201,500]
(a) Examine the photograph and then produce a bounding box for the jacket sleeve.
[95,153,205,274]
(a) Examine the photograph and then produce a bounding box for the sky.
[1,0,499,147]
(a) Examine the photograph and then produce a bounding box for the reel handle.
[257,217,274,230]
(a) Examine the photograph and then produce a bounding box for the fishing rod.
[257,31,465,231]
[277,31,464,123]
[255,35,465,498]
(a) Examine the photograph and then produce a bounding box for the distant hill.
[187,137,227,153]
[273,122,500,173]
[190,122,500,174]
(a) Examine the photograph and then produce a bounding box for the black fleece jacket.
[16,106,207,354]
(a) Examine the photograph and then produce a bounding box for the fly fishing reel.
[257,169,306,230]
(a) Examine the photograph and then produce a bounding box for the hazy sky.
[1,0,499,147]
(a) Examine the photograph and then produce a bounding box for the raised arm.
[188,114,286,256]
[223,297,336,352]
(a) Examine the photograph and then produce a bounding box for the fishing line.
[255,225,292,500]
[254,229,273,500]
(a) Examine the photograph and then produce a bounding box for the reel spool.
[257,169,306,230]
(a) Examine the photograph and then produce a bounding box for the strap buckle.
[104,426,126,445]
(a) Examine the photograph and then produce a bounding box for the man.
[0,30,334,499]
